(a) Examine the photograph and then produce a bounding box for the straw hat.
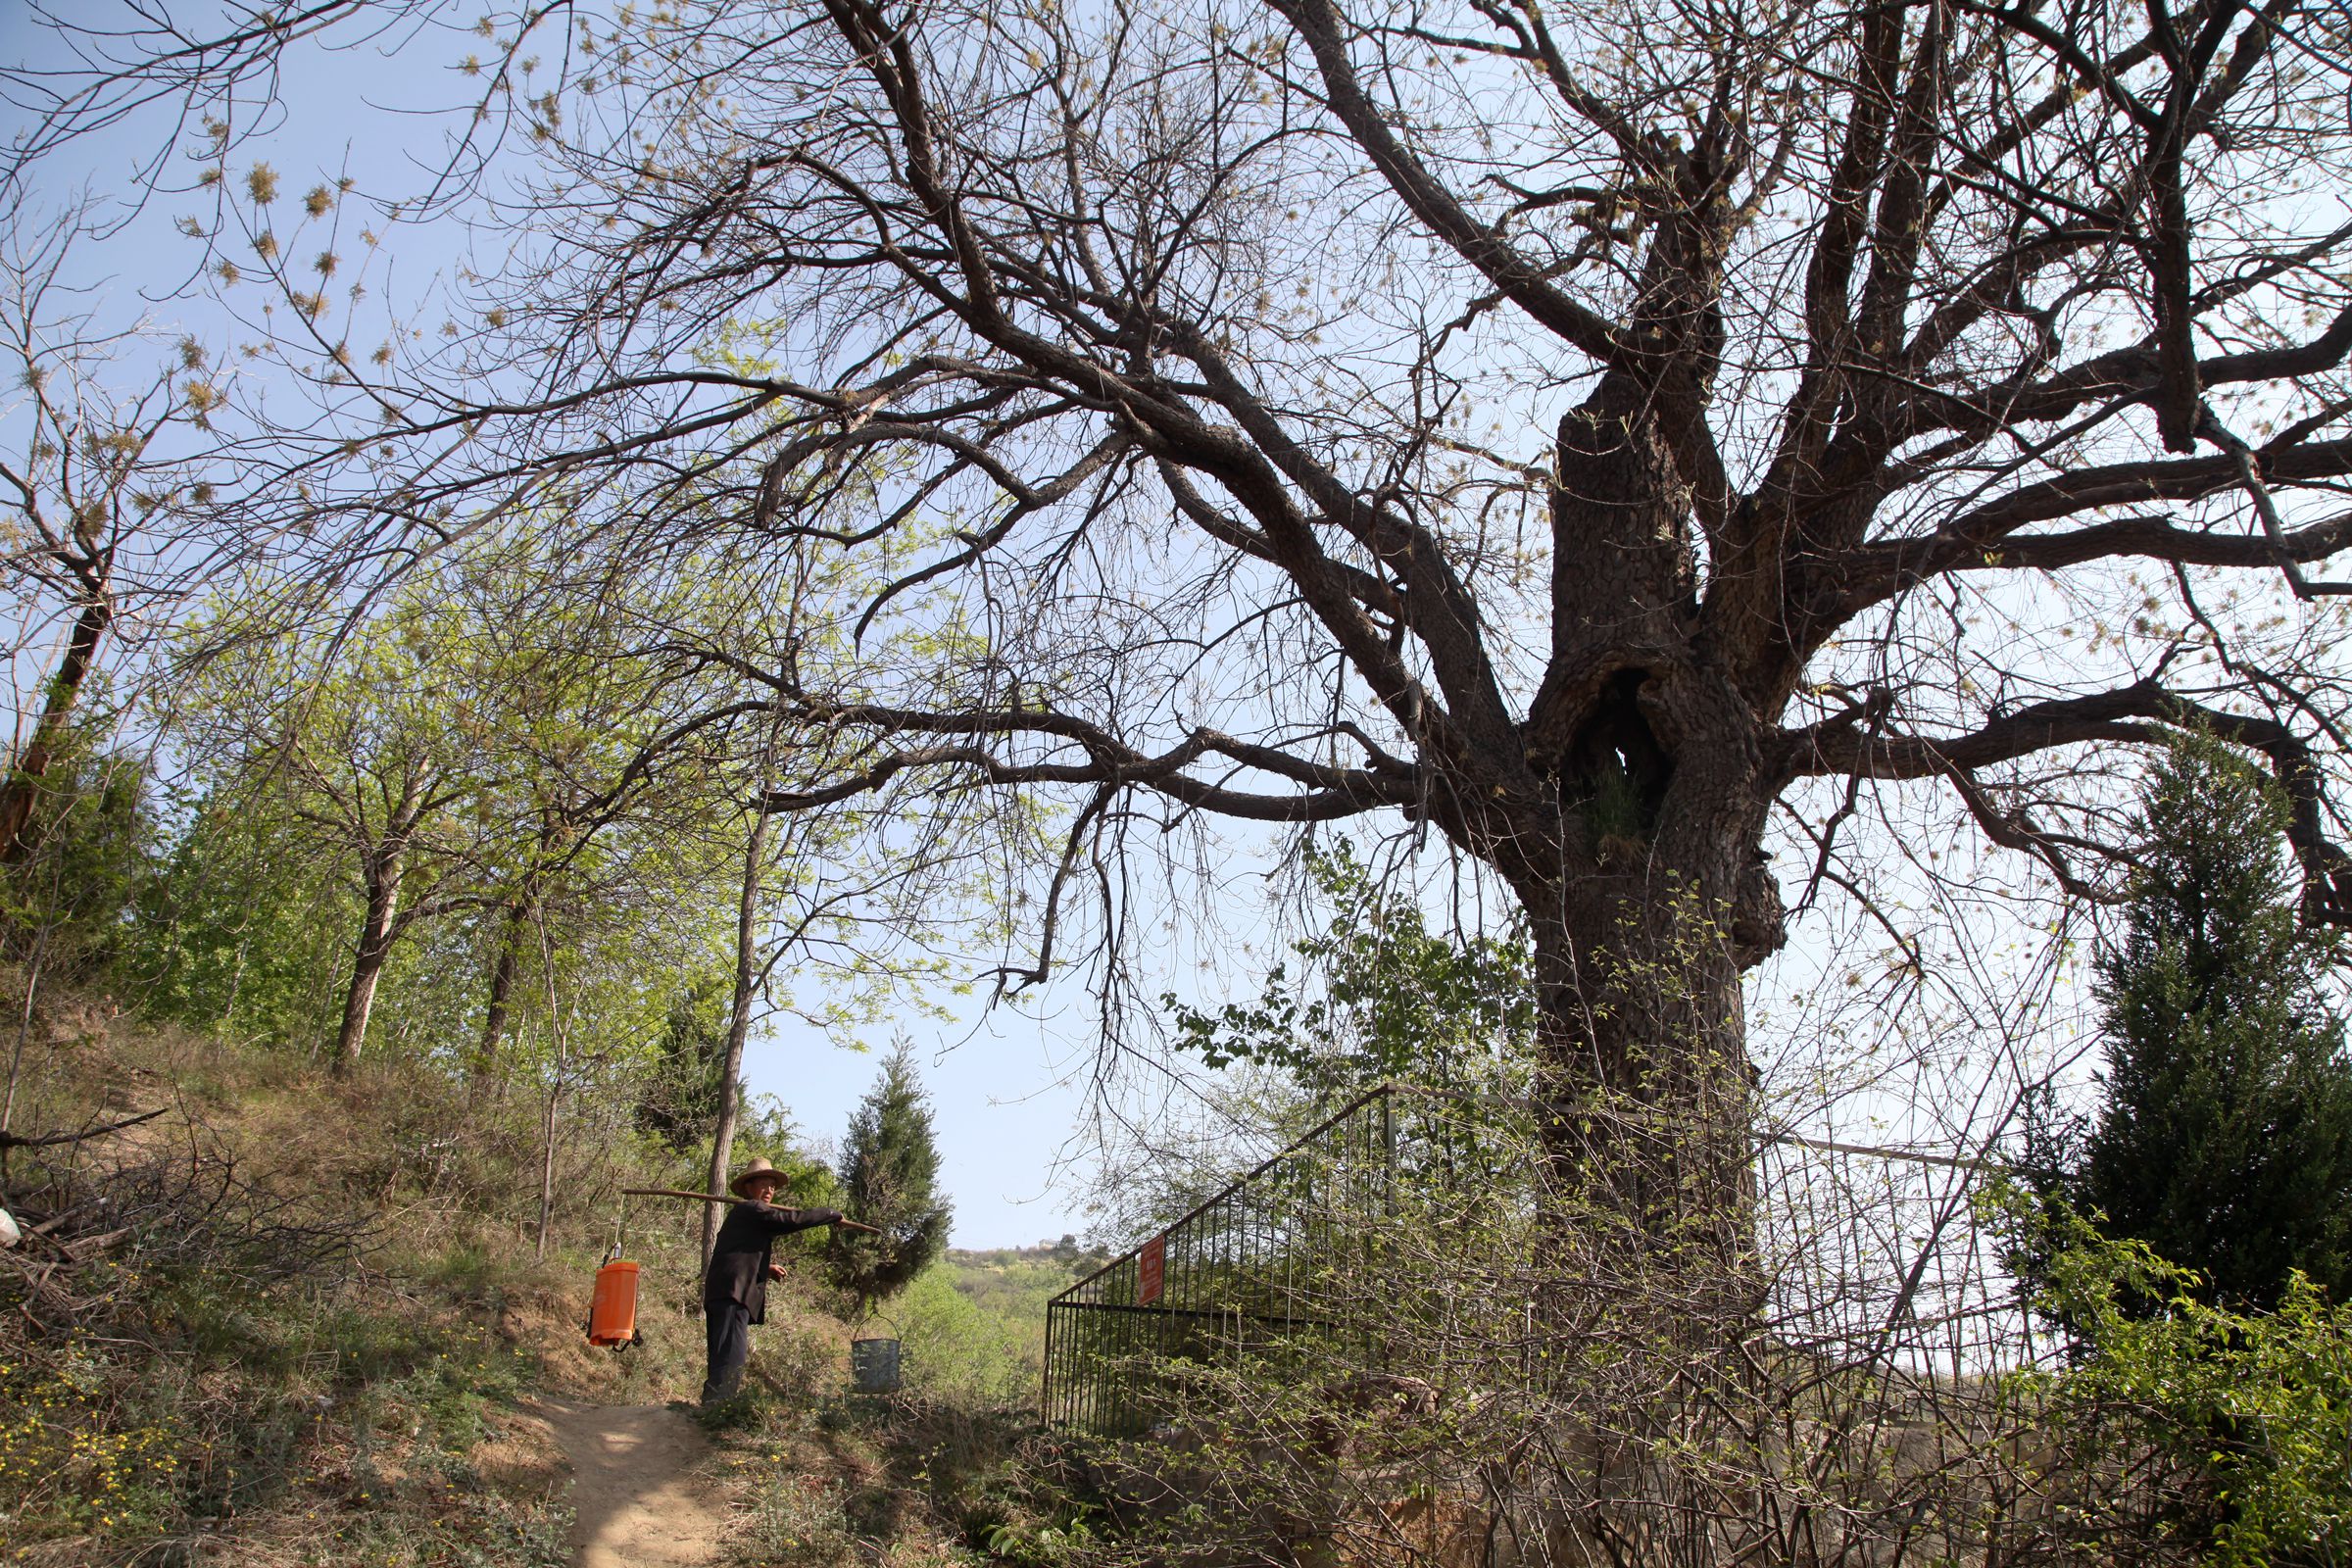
[729,1157,786,1199]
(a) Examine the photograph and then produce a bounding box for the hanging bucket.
[588,1258,640,1348]
[850,1337,902,1393]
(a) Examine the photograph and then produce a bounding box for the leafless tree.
[0,215,200,862]
[15,0,2352,1260]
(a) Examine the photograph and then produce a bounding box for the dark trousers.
[702,1298,752,1404]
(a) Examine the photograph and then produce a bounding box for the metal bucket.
[849,1337,902,1393]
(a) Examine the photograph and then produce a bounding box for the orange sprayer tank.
[588,1258,640,1347]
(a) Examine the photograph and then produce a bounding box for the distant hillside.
[950,1239,1114,1273]
[872,1243,1109,1410]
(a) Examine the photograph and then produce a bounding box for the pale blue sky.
[752,999,1101,1248]
[0,2,2128,1250]
[0,4,1158,1247]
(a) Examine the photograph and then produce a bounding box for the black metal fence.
[1042,1082,2033,1438]
[1042,1086,1402,1436]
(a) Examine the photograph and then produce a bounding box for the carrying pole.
[620,1188,881,1233]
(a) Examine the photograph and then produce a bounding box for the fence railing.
[1043,1082,2036,1439]
[1043,1086,1397,1436]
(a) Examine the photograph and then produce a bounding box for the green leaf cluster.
[2,732,151,978]
[1163,842,1535,1098]
[126,785,352,1046]
[2013,1198,2352,1567]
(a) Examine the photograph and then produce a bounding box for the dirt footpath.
[535,1397,730,1568]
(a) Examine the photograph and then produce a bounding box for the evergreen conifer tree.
[826,1043,952,1320]
[2072,735,2352,1308]
[634,976,731,1152]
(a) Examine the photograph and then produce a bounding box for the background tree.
[2031,736,2352,1310]
[554,512,987,1264]
[166,527,755,1079]
[21,0,2352,1271]
[428,533,750,1086]
[0,215,206,1129]
[1167,842,1536,1103]
[827,1043,952,1321]
[635,973,734,1153]
[176,591,493,1074]
[129,779,360,1049]
[0,217,194,865]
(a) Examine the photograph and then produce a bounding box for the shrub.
[889,1262,1031,1406]
[2018,1201,2352,1566]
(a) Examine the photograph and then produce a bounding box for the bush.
[0,1140,557,1561]
[889,1262,1032,1407]
[0,1015,673,1564]
[2017,1200,2352,1566]
[1,740,151,980]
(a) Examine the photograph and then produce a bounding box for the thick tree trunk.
[331,844,403,1077]
[1522,855,1762,1280]
[0,596,112,863]
[702,806,772,1265]
[1466,378,1782,1306]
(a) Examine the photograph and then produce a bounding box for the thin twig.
[2202,408,2352,599]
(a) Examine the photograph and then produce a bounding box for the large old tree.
[15,0,2352,1241]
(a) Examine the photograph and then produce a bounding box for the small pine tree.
[826,1043,952,1320]
[633,975,731,1152]
[2069,735,2352,1308]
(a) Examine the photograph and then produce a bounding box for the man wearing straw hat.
[702,1157,846,1405]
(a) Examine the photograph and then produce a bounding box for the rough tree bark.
[331,836,405,1077]
[0,595,112,863]
[328,761,447,1077]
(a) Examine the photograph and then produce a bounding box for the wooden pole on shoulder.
[621,1188,879,1233]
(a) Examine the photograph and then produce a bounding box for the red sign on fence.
[1137,1234,1166,1305]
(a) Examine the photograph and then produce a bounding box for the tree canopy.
[11,0,2352,1256]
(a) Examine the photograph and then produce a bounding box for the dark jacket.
[703,1201,842,1323]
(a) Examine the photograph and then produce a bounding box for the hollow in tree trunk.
[1402,382,1786,1297]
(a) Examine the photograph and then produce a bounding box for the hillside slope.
[0,989,1052,1567]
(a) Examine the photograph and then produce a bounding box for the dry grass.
[0,977,1071,1568]
[0,985,669,1565]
